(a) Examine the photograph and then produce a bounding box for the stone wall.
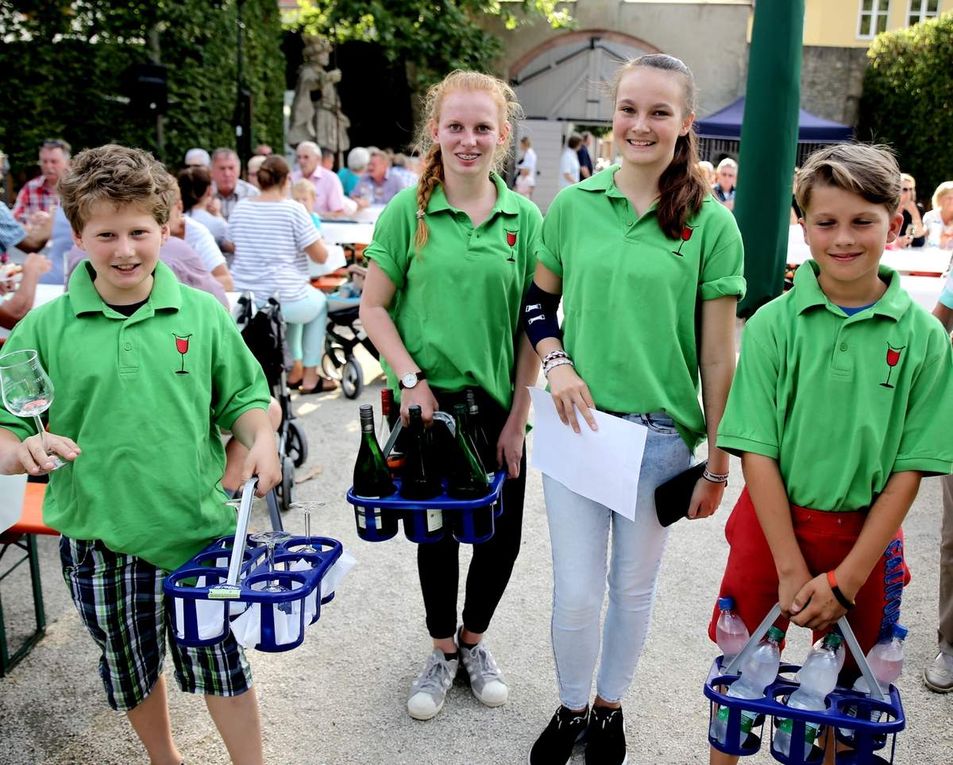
[800,45,869,125]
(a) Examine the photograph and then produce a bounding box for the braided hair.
[413,70,523,250]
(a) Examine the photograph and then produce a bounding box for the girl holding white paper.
[524,54,745,765]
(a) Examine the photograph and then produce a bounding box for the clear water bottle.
[715,596,750,665]
[841,623,907,733]
[710,625,785,746]
[774,632,843,759]
[812,628,845,673]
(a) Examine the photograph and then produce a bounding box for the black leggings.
[415,388,526,639]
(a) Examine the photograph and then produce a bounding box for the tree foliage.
[857,13,953,205]
[288,0,573,89]
[0,0,284,184]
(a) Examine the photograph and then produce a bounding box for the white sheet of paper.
[528,387,648,520]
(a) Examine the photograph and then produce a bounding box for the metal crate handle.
[720,603,886,702]
[381,410,455,457]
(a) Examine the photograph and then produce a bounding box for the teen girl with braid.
[359,71,542,722]
[525,55,745,765]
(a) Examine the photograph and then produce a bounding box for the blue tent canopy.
[695,96,853,143]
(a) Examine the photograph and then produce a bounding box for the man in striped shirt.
[11,138,70,222]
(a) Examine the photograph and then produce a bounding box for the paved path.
[1,358,950,764]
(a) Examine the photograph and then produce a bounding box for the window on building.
[908,0,939,26]
[858,0,890,38]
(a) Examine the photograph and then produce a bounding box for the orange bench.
[0,482,54,676]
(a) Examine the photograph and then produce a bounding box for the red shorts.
[708,487,910,675]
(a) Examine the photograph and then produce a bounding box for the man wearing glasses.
[11,139,70,223]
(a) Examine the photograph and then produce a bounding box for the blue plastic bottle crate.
[346,471,506,544]
[164,533,343,653]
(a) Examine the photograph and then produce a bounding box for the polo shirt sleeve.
[894,336,953,475]
[209,305,271,431]
[536,192,566,277]
[521,203,544,292]
[0,312,47,442]
[0,204,26,252]
[716,321,780,459]
[699,204,746,301]
[363,194,414,290]
[291,203,321,250]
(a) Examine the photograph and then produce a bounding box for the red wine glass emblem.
[173,333,192,375]
[505,230,517,262]
[880,343,904,388]
[673,225,695,256]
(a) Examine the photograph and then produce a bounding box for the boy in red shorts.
[708,143,953,765]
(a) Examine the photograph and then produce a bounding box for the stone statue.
[288,35,351,154]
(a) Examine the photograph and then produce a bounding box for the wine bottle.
[447,403,490,499]
[352,404,398,541]
[379,388,404,475]
[400,405,442,500]
[465,389,495,479]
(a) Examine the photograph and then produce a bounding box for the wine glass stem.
[32,414,47,454]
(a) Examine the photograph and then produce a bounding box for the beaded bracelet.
[543,357,575,378]
[541,349,570,366]
[827,570,855,610]
[702,468,730,485]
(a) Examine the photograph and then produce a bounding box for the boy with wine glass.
[708,143,953,765]
[0,144,280,765]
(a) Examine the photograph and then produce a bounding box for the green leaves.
[858,14,953,201]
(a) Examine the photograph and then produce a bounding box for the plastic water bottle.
[841,623,907,734]
[774,632,843,759]
[811,628,845,673]
[715,596,750,665]
[710,625,785,746]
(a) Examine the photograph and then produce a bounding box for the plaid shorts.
[60,536,252,712]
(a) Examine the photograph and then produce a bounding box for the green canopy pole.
[735,0,805,317]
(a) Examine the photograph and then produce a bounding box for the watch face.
[401,373,417,389]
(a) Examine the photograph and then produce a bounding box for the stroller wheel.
[287,420,309,468]
[321,350,343,380]
[342,358,364,399]
[278,455,295,512]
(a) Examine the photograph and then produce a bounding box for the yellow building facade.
[803,0,952,46]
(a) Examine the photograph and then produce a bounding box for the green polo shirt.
[537,167,746,448]
[718,260,953,511]
[365,173,542,410]
[0,261,270,570]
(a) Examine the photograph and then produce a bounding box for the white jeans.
[543,412,692,709]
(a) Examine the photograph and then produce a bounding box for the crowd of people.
[0,52,951,765]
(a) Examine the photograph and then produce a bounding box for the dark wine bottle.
[447,403,490,500]
[352,404,398,541]
[379,388,404,476]
[399,405,442,500]
[465,389,495,480]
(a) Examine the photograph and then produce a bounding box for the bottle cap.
[453,402,467,417]
[767,626,785,642]
[717,596,735,611]
[892,623,908,640]
[824,632,842,648]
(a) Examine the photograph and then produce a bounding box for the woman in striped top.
[228,155,337,393]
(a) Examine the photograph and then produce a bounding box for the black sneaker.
[529,705,590,765]
[585,706,627,765]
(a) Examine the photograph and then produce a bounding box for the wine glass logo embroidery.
[880,343,904,389]
[673,225,695,256]
[505,230,517,262]
[173,333,192,375]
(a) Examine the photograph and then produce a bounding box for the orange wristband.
[826,570,855,610]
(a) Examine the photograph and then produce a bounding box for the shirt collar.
[426,173,519,218]
[793,260,911,320]
[68,259,182,317]
[576,165,660,214]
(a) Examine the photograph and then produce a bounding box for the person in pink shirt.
[292,141,355,217]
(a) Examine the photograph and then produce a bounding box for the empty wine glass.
[0,349,64,470]
[249,530,292,592]
[289,500,325,553]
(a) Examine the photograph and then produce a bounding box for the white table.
[320,204,381,246]
[786,225,952,276]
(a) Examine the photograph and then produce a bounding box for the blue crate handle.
[721,604,885,703]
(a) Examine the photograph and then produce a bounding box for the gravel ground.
[1,351,950,764]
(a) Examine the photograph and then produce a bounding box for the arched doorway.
[509,31,659,210]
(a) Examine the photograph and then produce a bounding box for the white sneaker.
[923,651,953,693]
[459,635,508,707]
[407,649,458,720]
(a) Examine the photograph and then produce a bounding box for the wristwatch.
[398,370,427,390]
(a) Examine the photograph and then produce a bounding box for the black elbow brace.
[522,281,562,348]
